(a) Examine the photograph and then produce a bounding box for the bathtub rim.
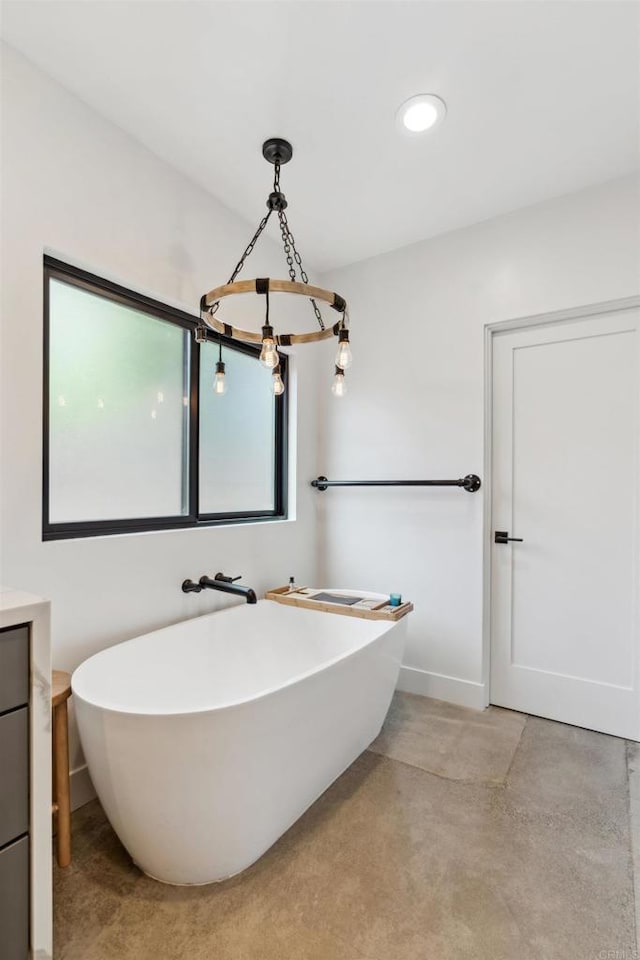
[72,592,408,720]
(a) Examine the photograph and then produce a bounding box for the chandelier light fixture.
[198,138,351,397]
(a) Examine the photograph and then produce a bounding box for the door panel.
[490,307,640,739]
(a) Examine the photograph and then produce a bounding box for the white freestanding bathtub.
[72,594,408,885]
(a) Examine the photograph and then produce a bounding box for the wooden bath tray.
[264,586,413,622]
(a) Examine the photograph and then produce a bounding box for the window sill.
[42,514,294,543]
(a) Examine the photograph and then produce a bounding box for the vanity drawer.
[0,625,29,713]
[0,707,29,849]
[0,835,29,960]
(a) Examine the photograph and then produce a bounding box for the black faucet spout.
[198,574,257,604]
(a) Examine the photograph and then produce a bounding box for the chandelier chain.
[207,209,273,316]
[206,156,325,333]
[277,209,325,331]
[274,158,324,331]
[277,210,297,284]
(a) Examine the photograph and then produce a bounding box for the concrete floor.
[54,693,637,960]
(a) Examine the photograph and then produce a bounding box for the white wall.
[319,174,640,708]
[0,44,323,797]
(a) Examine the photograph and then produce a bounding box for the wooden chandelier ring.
[200,278,346,345]
[203,315,340,345]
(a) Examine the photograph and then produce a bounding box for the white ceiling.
[1,1,638,272]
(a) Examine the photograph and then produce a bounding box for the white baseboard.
[70,764,97,811]
[397,666,487,711]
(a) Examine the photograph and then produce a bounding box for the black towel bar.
[310,475,481,493]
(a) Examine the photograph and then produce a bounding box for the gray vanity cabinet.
[0,624,30,960]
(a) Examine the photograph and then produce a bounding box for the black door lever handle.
[494,531,524,544]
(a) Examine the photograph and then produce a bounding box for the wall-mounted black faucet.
[181,572,257,604]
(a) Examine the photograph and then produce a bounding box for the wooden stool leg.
[53,701,71,868]
[52,722,57,827]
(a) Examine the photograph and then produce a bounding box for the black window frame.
[43,257,288,541]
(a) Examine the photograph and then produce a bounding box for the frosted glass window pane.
[199,343,276,514]
[49,279,188,522]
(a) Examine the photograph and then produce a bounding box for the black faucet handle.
[182,579,202,594]
[214,572,242,583]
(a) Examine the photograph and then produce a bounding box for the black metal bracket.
[331,293,347,313]
[311,474,481,493]
[267,191,288,211]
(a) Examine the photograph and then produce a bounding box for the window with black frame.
[43,258,287,540]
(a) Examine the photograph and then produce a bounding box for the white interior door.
[490,303,640,739]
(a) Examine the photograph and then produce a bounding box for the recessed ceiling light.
[397,94,446,134]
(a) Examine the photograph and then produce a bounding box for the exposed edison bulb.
[260,338,278,369]
[336,340,352,370]
[331,369,347,397]
[336,328,352,370]
[272,369,285,396]
[260,324,278,369]
[214,361,227,395]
